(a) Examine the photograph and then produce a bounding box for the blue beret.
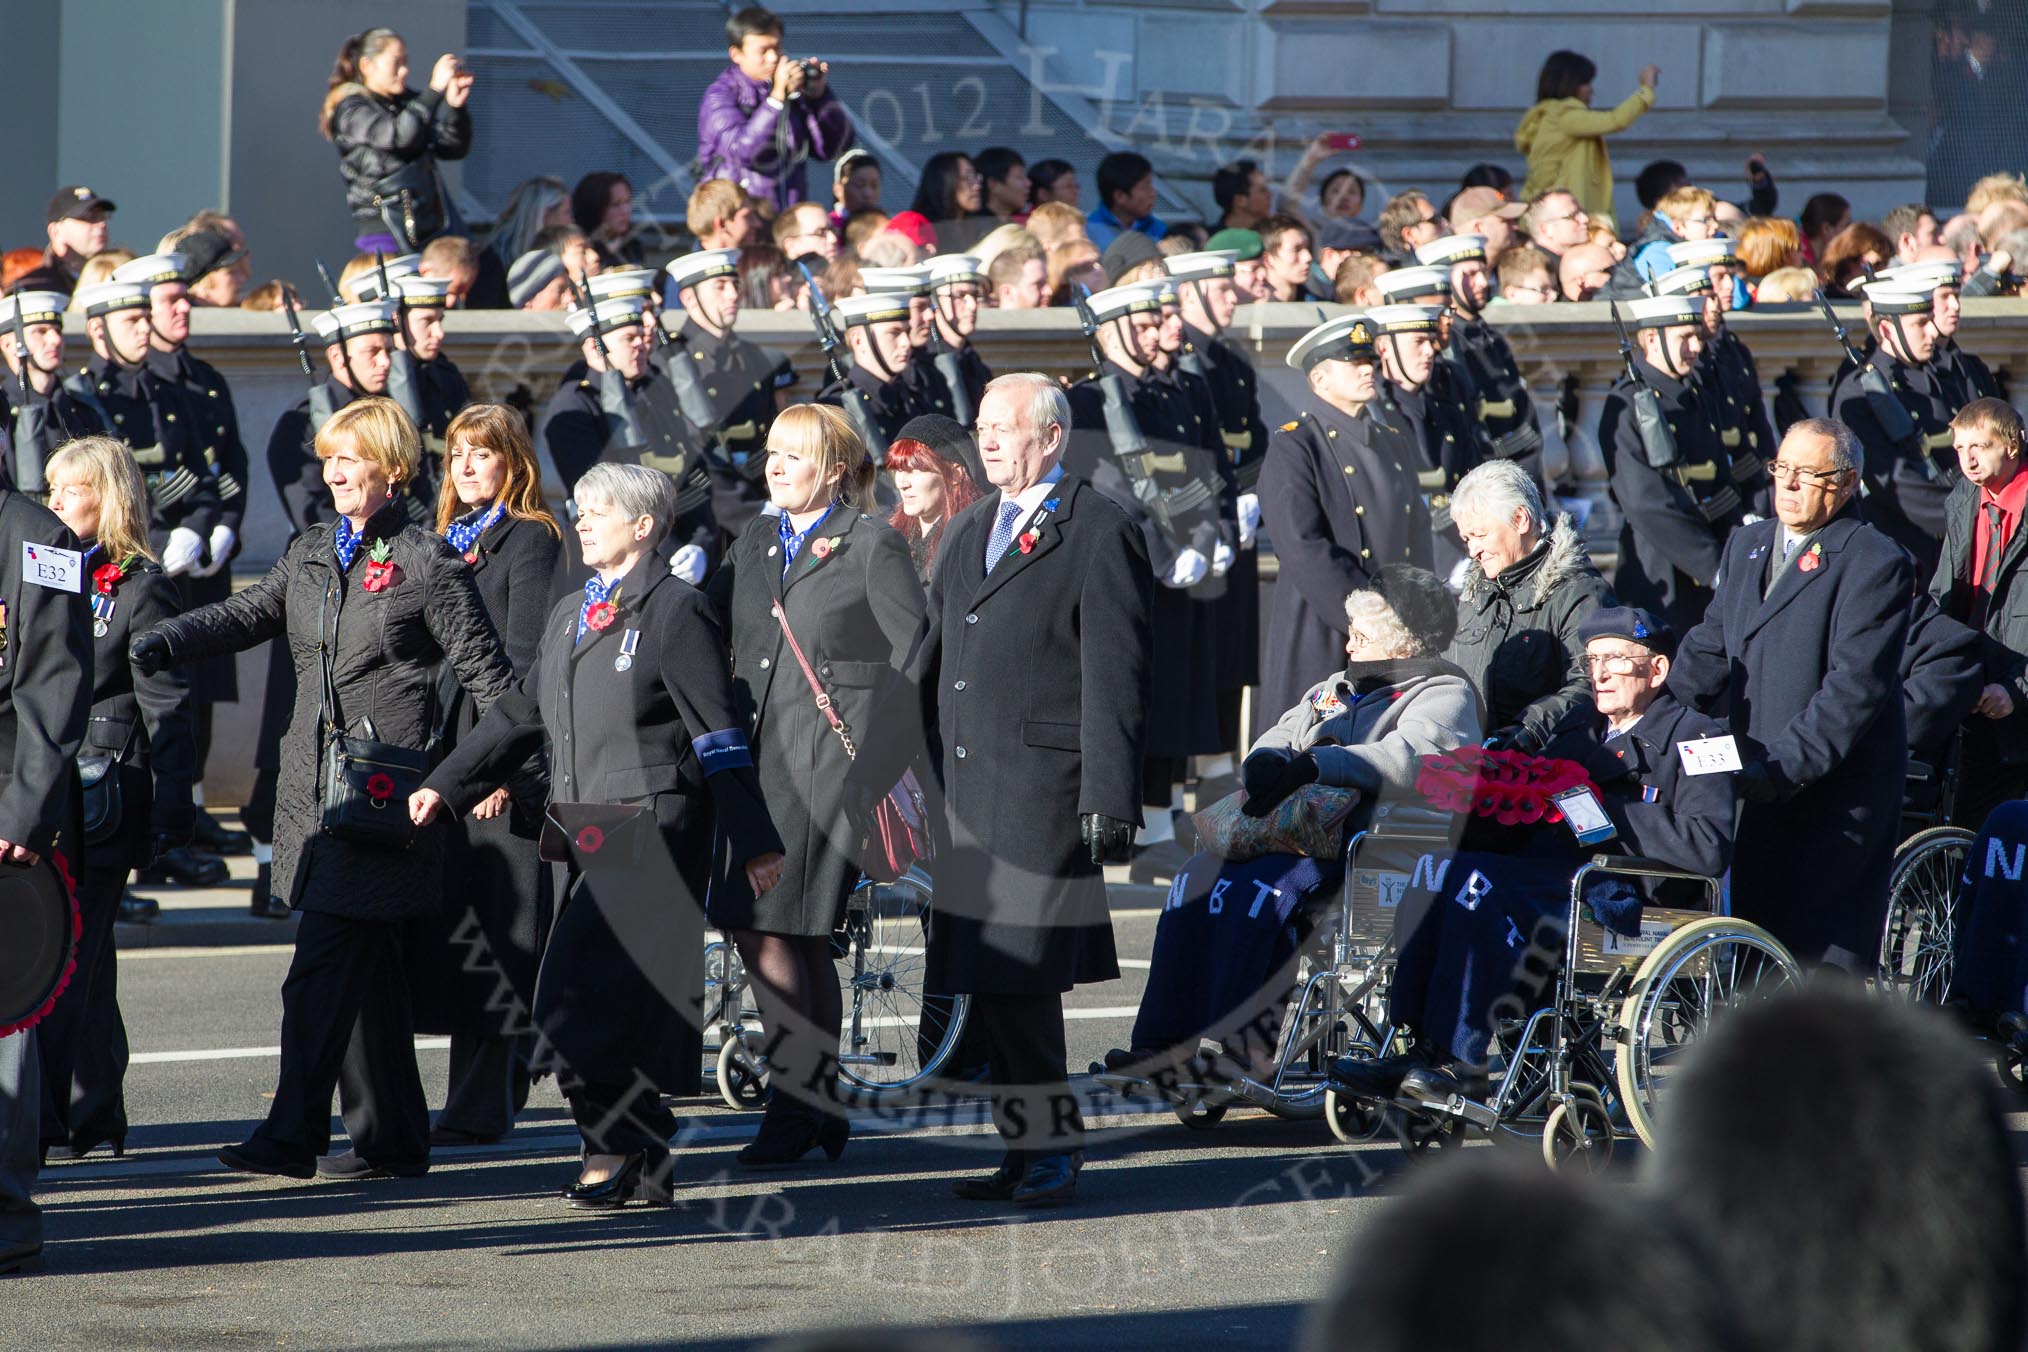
[1577,605,1675,657]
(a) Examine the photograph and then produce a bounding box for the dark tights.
[732,930,842,1120]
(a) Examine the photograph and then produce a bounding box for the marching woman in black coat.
[413,461,784,1208]
[132,398,514,1180]
[407,404,562,1146]
[707,404,929,1166]
[37,438,196,1159]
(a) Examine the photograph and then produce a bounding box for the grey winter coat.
[1251,662,1484,815]
[1443,515,1615,751]
[146,498,514,920]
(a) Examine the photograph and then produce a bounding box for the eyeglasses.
[1537,210,1588,227]
[1766,461,1847,488]
[1504,282,1554,301]
[1581,653,1652,675]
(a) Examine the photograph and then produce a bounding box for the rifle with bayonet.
[7,293,46,494]
[312,258,362,394]
[565,269,645,450]
[1609,301,1682,473]
[280,284,336,437]
[797,262,888,465]
[926,285,977,429]
[1814,287,1937,485]
[378,251,429,432]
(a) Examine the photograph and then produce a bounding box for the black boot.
[117,892,160,924]
[136,847,228,888]
[249,861,289,919]
[192,807,252,856]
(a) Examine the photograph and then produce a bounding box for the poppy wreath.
[361,538,400,593]
[1416,745,1593,827]
[0,849,81,1038]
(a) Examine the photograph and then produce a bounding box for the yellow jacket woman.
[1516,51,1658,234]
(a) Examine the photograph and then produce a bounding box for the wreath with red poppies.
[0,849,80,1038]
[1416,746,1594,826]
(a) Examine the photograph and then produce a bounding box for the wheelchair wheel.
[1324,1087,1387,1144]
[715,1029,770,1110]
[1173,1095,1229,1130]
[834,871,974,1104]
[1386,1108,1458,1160]
[1541,1084,1614,1173]
[1878,826,1973,1003]
[702,940,747,1040]
[1616,917,1802,1149]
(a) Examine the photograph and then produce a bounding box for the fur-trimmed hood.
[1460,514,1595,611]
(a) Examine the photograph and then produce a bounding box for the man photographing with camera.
[698,6,855,215]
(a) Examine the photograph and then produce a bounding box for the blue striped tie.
[985,500,1023,576]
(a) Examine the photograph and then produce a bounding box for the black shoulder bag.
[79,718,138,846]
[317,576,427,849]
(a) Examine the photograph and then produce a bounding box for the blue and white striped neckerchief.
[334,518,364,571]
[577,573,613,645]
[777,501,841,577]
[444,503,503,556]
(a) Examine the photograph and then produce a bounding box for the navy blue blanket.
[1950,800,2028,1014]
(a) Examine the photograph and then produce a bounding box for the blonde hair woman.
[130,397,513,1182]
[37,436,197,1158]
[704,402,927,1167]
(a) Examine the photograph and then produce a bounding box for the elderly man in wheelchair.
[1327,605,1738,1114]
[1100,565,1481,1080]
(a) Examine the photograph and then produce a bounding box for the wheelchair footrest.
[1395,1088,1500,1131]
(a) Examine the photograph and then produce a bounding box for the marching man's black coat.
[0,491,90,859]
[1669,508,1912,967]
[909,473,1151,996]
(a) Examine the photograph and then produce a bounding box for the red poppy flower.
[586,600,618,632]
[811,536,838,560]
[1416,747,1593,825]
[1018,531,1038,554]
[1797,551,1820,573]
[463,550,478,566]
[576,826,605,854]
[362,561,400,594]
[365,773,395,802]
[92,561,124,596]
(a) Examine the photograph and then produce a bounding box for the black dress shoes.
[952,1154,1028,1201]
[137,847,229,888]
[315,1151,429,1180]
[1012,1153,1081,1206]
[249,862,289,919]
[427,1125,502,1148]
[217,1141,316,1179]
[192,808,252,855]
[1398,1063,1489,1105]
[116,893,160,924]
[1328,1047,1436,1100]
[565,1149,673,1209]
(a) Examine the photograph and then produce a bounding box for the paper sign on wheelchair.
[1676,735,1742,776]
[1552,786,1617,846]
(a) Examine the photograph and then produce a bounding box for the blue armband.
[692,728,754,774]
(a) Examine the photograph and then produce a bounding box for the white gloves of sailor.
[1211,540,1235,577]
[161,527,206,577]
[193,524,237,577]
[669,543,709,585]
[1164,548,1210,589]
[1236,493,1261,548]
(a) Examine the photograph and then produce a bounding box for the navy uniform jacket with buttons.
[399,351,472,522]
[540,370,718,559]
[1599,355,1743,634]
[907,473,1149,995]
[817,360,929,449]
[664,320,793,542]
[1449,313,1542,480]
[1670,508,1912,966]
[73,353,220,543]
[1700,326,1776,517]
[424,548,781,1091]
[1257,395,1432,734]
[1541,692,1734,884]
[908,343,993,425]
[145,344,249,537]
[1182,323,1268,697]
[1374,361,1484,577]
[0,379,102,493]
[265,378,439,539]
[0,490,91,859]
[1937,336,2000,405]
[1830,347,1961,571]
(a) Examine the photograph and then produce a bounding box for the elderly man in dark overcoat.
[906,371,1152,1207]
[1670,418,1912,969]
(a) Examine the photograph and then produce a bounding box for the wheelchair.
[707,865,973,1109]
[1878,753,1974,1003]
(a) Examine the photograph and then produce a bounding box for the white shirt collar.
[1000,464,1064,519]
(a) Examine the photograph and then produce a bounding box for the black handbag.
[368,157,454,251]
[315,579,427,850]
[538,802,653,865]
[78,716,138,846]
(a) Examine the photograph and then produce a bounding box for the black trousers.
[569,1075,677,1156]
[254,909,428,1164]
[970,991,1084,1161]
[435,1033,533,1138]
[38,863,128,1151]
[1954,732,2028,834]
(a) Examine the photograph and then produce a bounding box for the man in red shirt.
[1930,397,2028,828]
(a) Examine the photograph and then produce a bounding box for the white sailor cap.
[1373,265,1453,303]
[858,266,931,297]
[1860,283,1935,317]
[111,253,190,289]
[566,294,650,339]
[1620,294,1704,330]
[925,254,986,288]
[311,300,399,341]
[1154,279,1180,307]
[351,254,423,302]
[587,268,660,304]
[833,291,914,327]
[664,249,741,292]
[0,291,69,328]
[1646,264,1715,298]
[1877,260,1963,293]
[75,281,151,318]
[1364,304,1443,336]
[1285,313,1378,371]
[1083,283,1163,321]
[392,274,453,306]
[1414,234,1488,268]
[1666,238,1739,270]
[1163,250,1238,282]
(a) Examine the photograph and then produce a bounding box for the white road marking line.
[120,944,297,960]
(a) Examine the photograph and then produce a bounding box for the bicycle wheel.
[1616,917,1802,1149]
[835,871,972,1103]
[1877,826,1973,1002]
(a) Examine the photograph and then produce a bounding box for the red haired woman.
[885,414,982,580]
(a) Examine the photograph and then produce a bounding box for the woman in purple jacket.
[698,7,854,213]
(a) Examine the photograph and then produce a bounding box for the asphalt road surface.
[11,853,1429,1351]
